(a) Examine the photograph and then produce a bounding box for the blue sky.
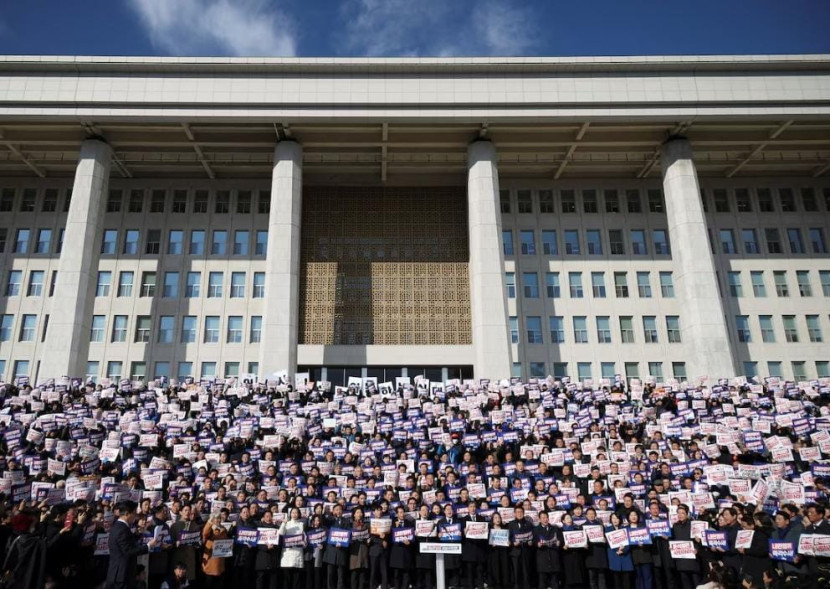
[0,0,828,58]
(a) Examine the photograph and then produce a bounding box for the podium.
[419,543,462,589]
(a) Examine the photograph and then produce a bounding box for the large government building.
[0,55,828,386]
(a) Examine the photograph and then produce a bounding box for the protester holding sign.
[606,513,634,589]
[368,505,390,589]
[559,513,586,587]
[508,505,534,589]
[279,507,306,589]
[201,514,229,588]
[803,503,830,585]
[671,505,702,589]
[4,371,830,589]
[487,512,511,589]
[583,507,610,589]
[169,505,199,586]
[438,504,462,588]
[735,510,774,588]
[148,505,173,589]
[772,511,806,583]
[304,514,327,589]
[627,511,653,589]
[534,510,563,589]
[460,501,488,589]
[254,509,280,589]
[389,506,414,589]
[233,506,258,589]
[413,505,436,589]
[323,504,350,589]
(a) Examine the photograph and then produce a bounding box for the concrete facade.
[660,138,735,379]
[259,141,302,377]
[467,141,513,378]
[38,139,111,380]
[0,55,829,384]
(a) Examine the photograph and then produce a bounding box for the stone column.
[467,140,512,379]
[259,140,303,378]
[40,139,112,379]
[661,137,735,379]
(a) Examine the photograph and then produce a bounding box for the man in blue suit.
[107,500,158,589]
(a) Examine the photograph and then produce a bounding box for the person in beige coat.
[201,514,229,588]
[279,507,306,589]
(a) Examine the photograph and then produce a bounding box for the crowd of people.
[1,371,830,589]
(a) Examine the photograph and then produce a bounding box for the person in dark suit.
[389,506,414,589]
[368,504,390,589]
[438,504,462,589]
[460,501,487,589]
[802,504,830,588]
[323,504,350,589]
[507,505,533,589]
[107,500,158,589]
[533,510,563,589]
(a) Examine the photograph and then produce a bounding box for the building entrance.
[298,365,474,387]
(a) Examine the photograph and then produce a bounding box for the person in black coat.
[414,505,435,589]
[560,513,586,588]
[533,511,563,589]
[233,506,258,589]
[368,504,390,589]
[323,505,350,589]
[627,511,652,589]
[460,501,488,589]
[414,505,436,589]
[488,512,512,589]
[507,506,534,589]
[645,503,674,589]
[671,505,701,589]
[584,508,608,589]
[107,500,158,589]
[255,510,280,589]
[438,504,462,589]
[716,508,742,576]
[389,506,414,589]
[736,511,773,589]
[802,503,830,585]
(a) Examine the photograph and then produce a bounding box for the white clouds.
[340,0,539,57]
[471,1,537,56]
[127,0,297,57]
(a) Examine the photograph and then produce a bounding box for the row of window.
[500,188,668,215]
[2,356,826,383]
[0,228,64,256]
[93,270,266,299]
[742,361,828,381]
[733,314,827,344]
[0,188,71,214]
[2,269,267,300]
[0,313,264,345]
[0,359,260,383]
[509,315,682,346]
[502,228,669,257]
[499,186,830,216]
[511,359,830,381]
[724,269,830,298]
[6,185,827,218]
[0,227,271,257]
[0,188,272,216]
[710,227,827,256]
[512,359,687,381]
[101,229,268,257]
[506,270,675,300]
